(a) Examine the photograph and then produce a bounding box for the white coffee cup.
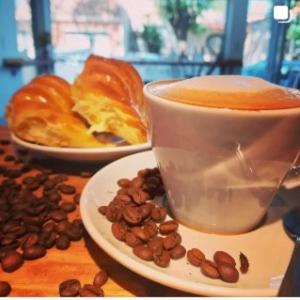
[144,79,300,234]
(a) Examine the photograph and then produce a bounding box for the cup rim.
[144,79,300,116]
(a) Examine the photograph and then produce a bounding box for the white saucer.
[80,150,296,296]
[11,133,151,162]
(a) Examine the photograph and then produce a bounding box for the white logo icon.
[273,5,293,23]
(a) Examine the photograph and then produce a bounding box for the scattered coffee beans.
[59,279,81,297]
[93,270,108,287]
[213,251,236,267]
[187,248,205,267]
[239,252,249,274]
[0,281,11,297]
[201,260,220,279]
[1,250,24,272]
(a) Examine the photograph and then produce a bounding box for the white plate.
[11,133,151,162]
[80,150,296,296]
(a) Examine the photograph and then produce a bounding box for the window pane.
[50,0,226,82]
[242,0,273,78]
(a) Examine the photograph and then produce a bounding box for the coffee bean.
[153,250,170,268]
[0,139,10,145]
[79,171,93,178]
[43,232,57,249]
[218,264,239,283]
[56,235,70,250]
[35,173,48,184]
[43,179,56,190]
[23,245,46,260]
[213,251,236,267]
[73,193,81,205]
[50,210,67,222]
[131,227,150,242]
[21,164,31,173]
[140,203,154,219]
[98,206,107,216]
[53,174,69,183]
[137,168,151,177]
[0,281,11,297]
[7,169,22,179]
[1,251,24,272]
[27,181,40,191]
[4,155,15,162]
[43,222,56,233]
[144,220,158,237]
[58,184,76,195]
[131,177,144,188]
[125,231,142,247]
[239,252,249,274]
[201,260,220,279]
[66,226,82,241]
[148,236,163,254]
[48,192,61,203]
[163,232,181,250]
[22,233,39,250]
[111,223,126,241]
[131,189,149,205]
[79,284,104,297]
[93,270,108,287]
[60,202,76,213]
[22,176,35,185]
[55,220,70,235]
[0,148,4,155]
[122,206,142,225]
[117,178,131,188]
[187,248,205,266]
[117,188,129,195]
[151,207,167,223]
[170,245,186,259]
[59,279,81,297]
[159,220,178,234]
[133,245,153,261]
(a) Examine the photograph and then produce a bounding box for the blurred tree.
[141,25,163,53]
[287,0,300,59]
[158,0,211,41]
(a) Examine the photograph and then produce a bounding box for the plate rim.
[11,133,151,154]
[80,150,278,296]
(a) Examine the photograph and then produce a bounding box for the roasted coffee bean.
[0,148,4,155]
[23,245,46,260]
[105,206,122,223]
[170,245,186,259]
[159,220,178,234]
[23,215,43,226]
[59,279,81,297]
[1,236,17,247]
[73,193,81,205]
[125,231,143,247]
[66,226,82,241]
[114,194,131,204]
[122,206,142,225]
[22,176,35,185]
[201,260,220,279]
[0,281,11,297]
[21,164,31,173]
[56,235,70,250]
[55,220,70,235]
[4,155,15,162]
[43,179,56,190]
[7,169,22,179]
[111,223,126,241]
[153,250,170,268]
[131,177,144,188]
[48,192,61,203]
[35,173,48,184]
[213,251,236,267]
[187,248,205,267]
[117,178,131,188]
[43,232,57,249]
[58,184,76,195]
[144,220,158,237]
[131,190,149,205]
[25,224,41,233]
[218,264,239,283]
[98,206,107,216]
[27,181,40,191]
[53,174,68,183]
[60,202,76,213]
[163,232,181,250]
[131,227,150,242]
[79,284,104,297]
[93,270,108,287]
[79,171,93,178]
[133,245,153,261]
[1,251,24,272]
[140,203,154,219]
[50,210,67,222]
[72,218,83,229]
[151,207,167,223]
[43,221,56,233]
[117,188,129,195]
[148,236,163,254]
[22,233,39,250]
[239,252,249,274]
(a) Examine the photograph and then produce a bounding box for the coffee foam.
[151,75,300,110]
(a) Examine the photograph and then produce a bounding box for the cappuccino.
[150,76,300,110]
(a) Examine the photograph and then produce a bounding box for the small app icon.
[273,5,290,21]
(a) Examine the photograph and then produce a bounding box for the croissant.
[6,75,111,147]
[72,55,147,144]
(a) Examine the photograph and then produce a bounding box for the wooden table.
[0,127,192,297]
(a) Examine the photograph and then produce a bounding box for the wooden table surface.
[0,127,192,297]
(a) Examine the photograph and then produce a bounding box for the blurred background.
[0,0,300,118]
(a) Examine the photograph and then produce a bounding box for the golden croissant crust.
[6,55,147,147]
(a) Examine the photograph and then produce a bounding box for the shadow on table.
[83,235,195,297]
